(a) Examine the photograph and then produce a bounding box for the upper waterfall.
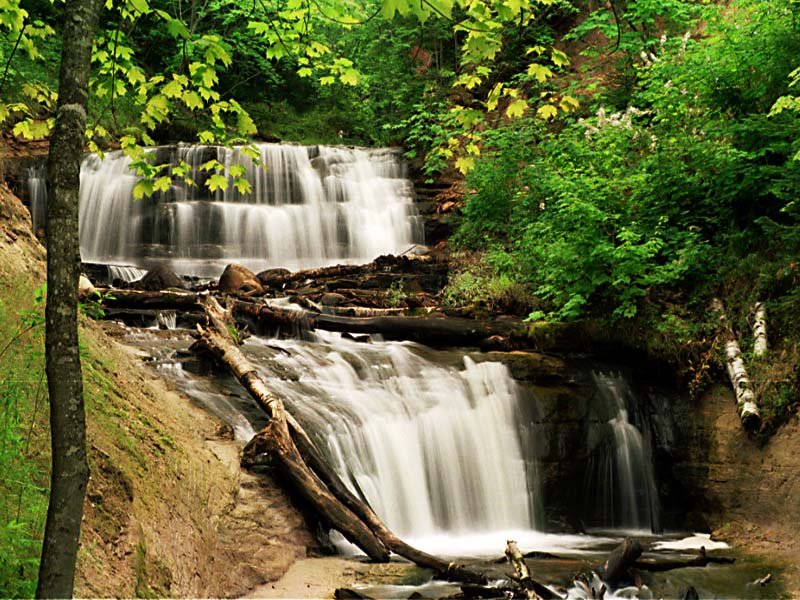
[74,143,422,276]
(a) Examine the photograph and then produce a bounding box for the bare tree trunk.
[37,0,103,597]
[752,301,767,357]
[711,298,760,430]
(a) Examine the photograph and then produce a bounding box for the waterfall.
[179,331,542,542]
[73,143,422,276]
[583,372,660,532]
[27,166,47,233]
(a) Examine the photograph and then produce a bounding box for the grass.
[0,283,49,598]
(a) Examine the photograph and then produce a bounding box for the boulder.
[219,263,263,295]
[320,292,347,306]
[133,264,184,291]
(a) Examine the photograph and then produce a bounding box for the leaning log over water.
[192,296,488,584]
[504,540,559,600]
[711,298,761,429]
[191,297,389,562]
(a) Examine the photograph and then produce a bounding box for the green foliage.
[457,0,800,325]
[0,289,48,598]
[442,258,534,315]
[386,280,407,308]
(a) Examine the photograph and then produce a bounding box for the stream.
[29,142,786,598]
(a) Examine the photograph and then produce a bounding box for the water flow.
[242,332,540,539]
[27,166,46,233]
[73,143,422,275]
[585,372,660,532]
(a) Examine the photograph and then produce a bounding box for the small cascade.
[107,265,148,283]
[230,332,541,539]
[74,143,422,276]
[27,166,46,234]
[584,372,660,532]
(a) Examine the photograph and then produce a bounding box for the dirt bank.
[0,183,312,597]
[684,385,800,595]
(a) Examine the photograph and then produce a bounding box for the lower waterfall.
[248,332,541,538]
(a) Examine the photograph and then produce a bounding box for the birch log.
[752,301,767,357]
[711,298,761,429]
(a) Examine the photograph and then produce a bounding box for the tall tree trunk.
[37,0,102,596]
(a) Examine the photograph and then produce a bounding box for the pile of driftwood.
[186,295,738,600]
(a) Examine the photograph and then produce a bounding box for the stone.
[133,264,184,291]
[219,263,263,295]
[320,292,346,306]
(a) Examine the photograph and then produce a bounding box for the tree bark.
[711,298,761,429]
[596,538,642,587]
[37,0,103,597]
[752,301,767,357]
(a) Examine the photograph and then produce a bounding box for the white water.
[27,166,46,233]
[587,372,660,532]
[248,332,540,539]
[107,265,148,283]
[73,144,422,276]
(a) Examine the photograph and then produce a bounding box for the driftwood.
[633,546,734,572]
[228,298,517,348]
[597,538,642,586]
[504,540,560,600]
[94,288,518,348]
[711,298,760,429]
[192,296,488,585]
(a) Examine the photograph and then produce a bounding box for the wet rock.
[321,292,347,306]
[219,263,263,295]
[133,264,184,291]
[257,267,292,287]
[471,351,571,384]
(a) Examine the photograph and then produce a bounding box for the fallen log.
[504,540,560,600]
[246,415,488,585]
[95,289,519,348]
[596,538,642,587]
[711,298,760,429]
[194,296,488,585]
[752,301,767,357]
[633,546,734,572]
[191,297,390,562]
[229,298,518,348]
[95,287,205,310]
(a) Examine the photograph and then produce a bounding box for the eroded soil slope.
[0,183,311,597]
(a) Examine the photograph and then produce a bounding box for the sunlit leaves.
[506,98,528,118]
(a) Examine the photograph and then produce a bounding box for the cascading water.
[27,165,46,234]
[583,371,660,532]
[159,330,544,550]
[70,143,422,276]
